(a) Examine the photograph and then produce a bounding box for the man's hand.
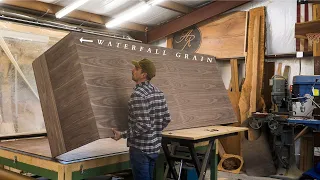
[112,128,121,141]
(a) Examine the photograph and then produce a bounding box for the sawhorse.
[161,126,247,180]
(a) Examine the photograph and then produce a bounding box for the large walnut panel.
[33,32,236,157]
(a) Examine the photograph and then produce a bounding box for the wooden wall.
[172,11,247,59]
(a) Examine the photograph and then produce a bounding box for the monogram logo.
[175,30,196,50]
[173,27,201,53]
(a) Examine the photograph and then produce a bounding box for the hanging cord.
[39,9,50,18]
[299,58,301,75]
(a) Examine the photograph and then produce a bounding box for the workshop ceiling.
[0,0,251,42]
[37,0,210,26]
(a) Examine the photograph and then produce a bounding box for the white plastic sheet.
[0,21,67,135]
[229,0,297,55]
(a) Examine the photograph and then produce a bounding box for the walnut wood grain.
[33,32,236,157]
[32,54,66,156]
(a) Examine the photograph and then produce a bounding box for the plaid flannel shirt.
[120,81,171,154]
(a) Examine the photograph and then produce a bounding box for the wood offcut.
[239,7,266,140]
[239,7,276,177]
[219,59,241,155]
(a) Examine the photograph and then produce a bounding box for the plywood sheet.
[0,138,51,158]
[0,137,128,162]
[197,11,246,58]
[33,32,236,157]
[162,126,247,140]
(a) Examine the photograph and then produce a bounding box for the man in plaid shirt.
[112,58,171,180]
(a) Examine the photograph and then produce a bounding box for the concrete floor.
[83,170,280,180]
[216,171,278,180]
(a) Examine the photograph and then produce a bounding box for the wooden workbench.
[162,126,247,180]
[0,126,247,180]
[0,137,130,180]
[162,126,248,140]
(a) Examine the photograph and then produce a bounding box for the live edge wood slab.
[32,32,236,157]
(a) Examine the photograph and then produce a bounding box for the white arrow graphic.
[80,37,93,43]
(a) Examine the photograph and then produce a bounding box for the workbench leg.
[64,165,72,180]
[162,141,179,179]
[199,140,214,180]
[187,143,201,176]
[155,153,165,180]
[164,144,178,179]
[210,141,218,180]
[58,165,65,180]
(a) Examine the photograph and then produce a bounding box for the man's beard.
[132,74,137,82]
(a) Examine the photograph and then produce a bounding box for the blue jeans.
[129,147,159,180]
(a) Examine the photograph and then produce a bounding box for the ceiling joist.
[157,1,194,14]
[147,0,251,43]
[0,0,147,32]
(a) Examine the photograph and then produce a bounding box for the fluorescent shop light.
[106,2,150,28]
[56,0,89,19]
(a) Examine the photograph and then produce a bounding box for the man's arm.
[161,99,171,130]
[121,93,151,138]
